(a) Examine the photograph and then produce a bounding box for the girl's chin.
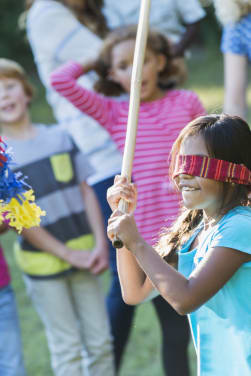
[182,200,199,210]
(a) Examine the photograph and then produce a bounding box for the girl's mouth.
[2,103,16,112]
[180,186,200,192]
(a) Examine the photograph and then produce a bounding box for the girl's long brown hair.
[25,0,108,38]
[94,26,185,96]
[156,114,251,264]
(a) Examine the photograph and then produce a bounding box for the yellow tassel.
[0,189,46,233]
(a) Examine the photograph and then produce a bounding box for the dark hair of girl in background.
[156,113,251,262]
[25,0,108,37]
[94,26,184,96]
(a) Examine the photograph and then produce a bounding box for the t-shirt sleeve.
[66,134,95,183]
[176,0,206,24]
[74,151,94,184]
[186,91,206,119]
[221,24,247,56]
[211,212,251,255]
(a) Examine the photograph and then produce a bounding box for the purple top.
[0,247,10,288]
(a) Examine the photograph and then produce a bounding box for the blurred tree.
[0,0,35,71]
[200,3,222,44]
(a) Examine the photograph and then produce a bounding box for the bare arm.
[131,239,250,315]
[171,21,201,57]
[223,52,248,119]
[80,181,109,274]
[108,210,251,314]
[21,225,91,269]
[116,245,154,304]
[107,176,251,313]
[106,176,155,303]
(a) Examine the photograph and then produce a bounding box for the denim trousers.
[93,176,190,375]
[0,285,26,376]
[23,270,115,376]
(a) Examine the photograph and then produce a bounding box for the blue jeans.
[93,177,190,375]
[0,285,26,376]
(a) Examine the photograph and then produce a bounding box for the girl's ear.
[157,54,167,73]
[25,94,32,107]
[108,68,115,81]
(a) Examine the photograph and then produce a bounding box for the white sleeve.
[176,0,206,24]
[27,0,102,64]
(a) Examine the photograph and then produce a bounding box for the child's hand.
[107,175,137,213]
[87,246,109,275]
[66,249,93,269]
[81,59,98,74]
[65,247,108,274]
[107,210,143,252]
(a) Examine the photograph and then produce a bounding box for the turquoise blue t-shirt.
[178,206,251,376]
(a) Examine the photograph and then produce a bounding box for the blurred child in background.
[214,0,251,118]
[0,58,115,376]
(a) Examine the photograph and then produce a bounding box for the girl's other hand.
[81,59,98,73]
[87,246,109,275]
[107,175,137,213]
[107,210,143,252]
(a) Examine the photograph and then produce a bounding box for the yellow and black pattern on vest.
[15,233,95,277]
[11,130,95,278]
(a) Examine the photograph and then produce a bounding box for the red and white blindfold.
[173,155,251,186]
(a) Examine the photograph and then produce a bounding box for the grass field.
[3,45,251,376]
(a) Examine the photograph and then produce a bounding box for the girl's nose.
[177,173,193,183]
[179,173,192,179]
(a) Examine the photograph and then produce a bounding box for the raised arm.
[171,21,201,57]
[50,61,119,131]
[107,177,251,313]
[108,207,251,315]
[223,53,248,119]
[107,176,154,303]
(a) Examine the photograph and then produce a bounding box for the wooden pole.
[113,0,151,248]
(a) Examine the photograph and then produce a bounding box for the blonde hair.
[0,58,34,99]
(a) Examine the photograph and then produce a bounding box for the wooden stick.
[113,0,152,249]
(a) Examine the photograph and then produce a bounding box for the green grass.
[3,46,251,376]
[3,230,196,376]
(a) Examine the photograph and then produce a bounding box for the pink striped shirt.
[51,62,206,245]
